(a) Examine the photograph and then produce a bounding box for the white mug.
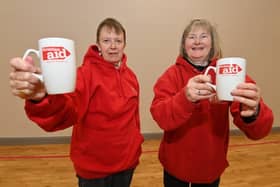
[204,57,246,101]
[23,37,76,94]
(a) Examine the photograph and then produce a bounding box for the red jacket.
[150,56,273,183]
[25,45,143,179]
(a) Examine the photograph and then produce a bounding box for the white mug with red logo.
[204,57,246,101]
[23,37,76,94]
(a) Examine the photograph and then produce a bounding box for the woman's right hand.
[9,56,47,101]
[185,74,216,102]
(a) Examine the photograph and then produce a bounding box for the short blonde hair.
[180,19,222,60]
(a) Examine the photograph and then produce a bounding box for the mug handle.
[22,49,43,82]
[204,66,216,90]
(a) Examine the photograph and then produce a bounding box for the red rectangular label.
[218,64,242,74]
[42,46,71,61]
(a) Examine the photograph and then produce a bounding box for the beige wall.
[1,0,279,137]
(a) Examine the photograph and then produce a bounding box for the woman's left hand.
[231,82,260,117]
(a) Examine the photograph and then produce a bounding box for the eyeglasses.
[186,34,210,41]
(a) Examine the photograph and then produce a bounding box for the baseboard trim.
[1,126,279,146]
[0,136,71,146]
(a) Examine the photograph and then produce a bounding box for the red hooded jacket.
[25,45,143,179]
[150,56,273,183]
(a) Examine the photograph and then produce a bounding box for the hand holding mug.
[10,37,76,101]
[231,82,261,117]
[185,74,216,102]
[9,56,47,101]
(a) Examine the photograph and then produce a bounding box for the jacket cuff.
[241,104,260,123]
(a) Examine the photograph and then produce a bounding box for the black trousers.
[77,168,134,187]
[164,170,220,187]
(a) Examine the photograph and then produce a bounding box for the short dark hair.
[96,18,126,44]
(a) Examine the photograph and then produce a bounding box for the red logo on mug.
[218,64,242,74]
[42,46,71,61]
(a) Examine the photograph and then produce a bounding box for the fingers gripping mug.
[204,57,246,101]
[23,37,76,94]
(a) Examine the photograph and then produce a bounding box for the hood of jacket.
[83,45,128,71]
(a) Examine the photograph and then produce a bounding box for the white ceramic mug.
[23,37,76,94]
[204,57,246,101]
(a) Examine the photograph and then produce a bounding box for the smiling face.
[97,26,125,64]
[184,27,212,64]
